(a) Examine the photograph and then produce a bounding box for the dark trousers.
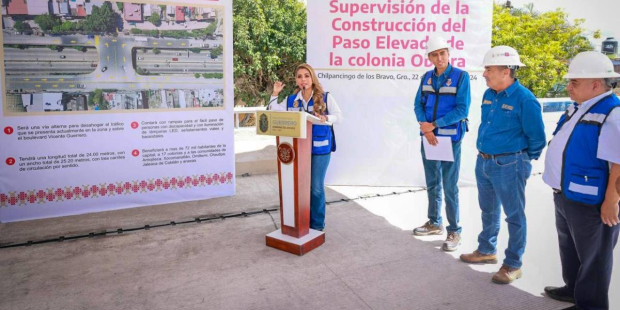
[553,192,620,310]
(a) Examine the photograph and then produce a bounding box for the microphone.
[266,84,282,110]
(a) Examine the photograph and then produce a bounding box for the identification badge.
[501,104,514,111]
[483,100,492,105]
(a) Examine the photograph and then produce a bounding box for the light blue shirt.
[414,63,471,127]
[477,79,546,159]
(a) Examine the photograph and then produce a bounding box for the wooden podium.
[256,110,328,255]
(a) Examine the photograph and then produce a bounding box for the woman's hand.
[315,113,327,123]
[272,81,285,96]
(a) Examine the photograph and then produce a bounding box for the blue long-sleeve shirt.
[413,63,471,127]
[477,79,546,159]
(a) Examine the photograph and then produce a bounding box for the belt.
[478,149,525,160]
[553,188,562,194]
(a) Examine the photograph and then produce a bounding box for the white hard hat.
[563,51,620,79]
[426,37,450,55]
[481,46,526,67]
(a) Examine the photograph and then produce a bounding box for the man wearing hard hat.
[412,37,471,252]
[460,46,546,284]
[542,51,620,310]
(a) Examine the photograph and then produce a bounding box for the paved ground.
[0,172,575,310]
[0,127,617,310]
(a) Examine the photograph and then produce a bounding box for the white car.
[138,57,144,60]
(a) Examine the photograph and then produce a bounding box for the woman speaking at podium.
[267,63,343,231]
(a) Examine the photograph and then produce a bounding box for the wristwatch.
[431,121,438,128]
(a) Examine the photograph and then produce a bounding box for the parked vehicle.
[101,66,107,72]
[77,84,86,88]
[59,55,66,59]
[138,57,144,60]
[172,58,178,61]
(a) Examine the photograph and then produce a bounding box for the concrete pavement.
[0,127,614,309]
[0,172,570,310]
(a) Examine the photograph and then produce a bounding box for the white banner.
[308,0,493,186]
[0,0,234,222]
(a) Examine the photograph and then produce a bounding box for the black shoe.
[544,285,575,303]
[562,306,576,310]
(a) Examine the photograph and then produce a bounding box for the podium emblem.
[259,113,269,133]
[277,142,295,165]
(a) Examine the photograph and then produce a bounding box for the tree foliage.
[492,3,593,97]
[203,73,224,79]
[89,89,107,110]
[148,13,162,26]
[205,21,217,36]
[14,20,31,33]
[34,14,60,31]
[233,0,306,106]
[83,2,118,33]
[211,45,223,58]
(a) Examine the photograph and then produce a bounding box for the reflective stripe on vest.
[555,94,620,205]
[286,93,335,155]
[421,66,466,142]
[581,112,607,124]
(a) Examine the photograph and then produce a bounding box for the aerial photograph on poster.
[1,0,224,114]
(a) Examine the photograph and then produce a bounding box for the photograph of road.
[1,0,224,114]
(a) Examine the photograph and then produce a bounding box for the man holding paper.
[412,37,471,252]
[459,46,545,285]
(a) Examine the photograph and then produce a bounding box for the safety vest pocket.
[312,125,333,155]
[565,168,605,205]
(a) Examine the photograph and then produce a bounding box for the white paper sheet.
[422,137,454,162]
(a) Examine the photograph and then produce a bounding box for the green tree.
[210,45,223,58]
[204,21,217,36]
[233,0,306,106]
[83,2,118,33]
[492,4,593,97]
[90,89,108,110]
[14,20,32,33]
[195,73,201,78]
[117,2,123,11]
[148,12,162,26]
[152,48,160,55]
[60,21,75,32]
[34,14,60,31]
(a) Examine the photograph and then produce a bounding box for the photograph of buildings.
[1,0,224,114]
